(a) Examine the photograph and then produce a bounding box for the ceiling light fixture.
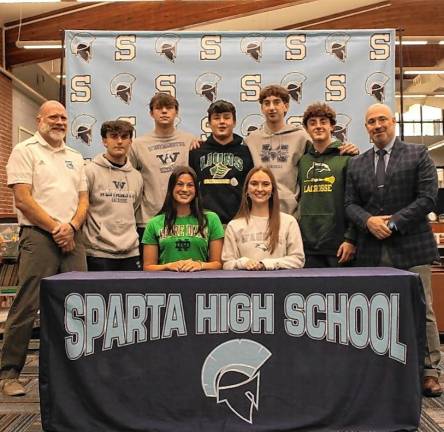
[403,70,444,75]
[428,141,444,151]
[395,94,427,98]
[15,41,62,49]
[0,0,60,2]
[395,40,428,45]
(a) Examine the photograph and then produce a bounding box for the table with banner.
[40,268,425,432]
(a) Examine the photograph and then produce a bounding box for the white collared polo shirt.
[7,132,87,225]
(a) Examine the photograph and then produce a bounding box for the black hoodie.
[189,133,254,224]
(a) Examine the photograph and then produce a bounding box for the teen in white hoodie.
[83,120,143,270]
[222,166,305,270]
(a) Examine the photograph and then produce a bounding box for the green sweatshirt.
[298,140,355,256]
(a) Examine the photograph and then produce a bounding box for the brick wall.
[0,72,14,215]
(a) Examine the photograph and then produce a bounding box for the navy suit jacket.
[345,138,439,268]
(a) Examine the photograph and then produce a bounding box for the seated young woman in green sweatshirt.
[222,166,305,270]
[143,166,224,271]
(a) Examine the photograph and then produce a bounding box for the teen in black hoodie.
[189,100,253,225]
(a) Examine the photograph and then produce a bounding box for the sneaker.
[423,376,443,398]
[1,378,26,396]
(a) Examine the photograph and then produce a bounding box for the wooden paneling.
[5,0,444,69]
[277,0,444,68]
[276,0,444,71]
[396,45,444,68]
[5,0,309,67]
[431,269,444,333]
[281,0,444,36]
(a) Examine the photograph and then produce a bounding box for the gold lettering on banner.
[155,75,176,97]
[240,75,261,101]
[201,117,211,141]
[370,33,390,60]
[285,35,306,60]
[71,75,91,102]
[115,35,136,61]
[200,36,222,60]
[325,74,346,101]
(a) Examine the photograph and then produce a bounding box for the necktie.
[375,149,387,190]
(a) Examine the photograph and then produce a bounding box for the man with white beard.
[1,100,88,396]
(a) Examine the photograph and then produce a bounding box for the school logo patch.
[71,114,97,145]
[195,72,221,103]
[201,339,272,424]
[281,72,306,103]
[240,35,265,62]
[325,33,351,62]
[365,72,389,103]
[241,114,264,137]
[110,73,136,104]
[155,34,179,62]
[70,32,95,63]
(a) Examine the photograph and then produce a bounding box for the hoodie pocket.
[97,221,138,253]
[300,214,337,250]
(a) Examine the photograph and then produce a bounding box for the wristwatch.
[387,220,397,231]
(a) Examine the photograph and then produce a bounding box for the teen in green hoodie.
[298,102,356,267]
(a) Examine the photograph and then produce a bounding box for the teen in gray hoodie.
[83,120,143,270]
[246,85,358,217]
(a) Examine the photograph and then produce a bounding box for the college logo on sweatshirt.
[156,152,180,173]
[113,180,126,190]
[259,143,289,163]
[303,162,336,193]
[200,153,244,179]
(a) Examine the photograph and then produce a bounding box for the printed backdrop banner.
[65,30,395,157]
[40,268,423,432]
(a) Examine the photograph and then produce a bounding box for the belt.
[20,225,51,236]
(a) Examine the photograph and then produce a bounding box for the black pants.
[87,255,141,271]
[304,254,340,268]
[137,227,145,262]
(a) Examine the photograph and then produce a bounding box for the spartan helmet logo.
[240,35,265,62]
[366,72,389,103]
[70,33,95,62]
[332,113,351,143]
[110,73,136,104]
[281,72,307,103]
[155,34,179,62]
[241,114,264,137]
[71,114,96,145]
[325,33,351,62]
[195,72,221,103]
[201,339,272,424]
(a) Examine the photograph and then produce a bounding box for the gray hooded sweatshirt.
[245,123,311,217]
[83,154,143,258]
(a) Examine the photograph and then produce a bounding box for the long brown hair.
[235,166,281,253]
[158,166,207,237]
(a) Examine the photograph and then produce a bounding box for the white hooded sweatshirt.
[83,154,143,258]
[245,123,310,217]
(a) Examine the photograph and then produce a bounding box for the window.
[396,104,444,136]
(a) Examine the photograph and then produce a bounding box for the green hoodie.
[298,140,355,256]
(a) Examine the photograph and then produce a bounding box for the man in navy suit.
[345,103,442,397]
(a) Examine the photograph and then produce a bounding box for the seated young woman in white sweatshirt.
[222,166,305,270]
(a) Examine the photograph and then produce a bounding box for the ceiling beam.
[5,0,309,67]
[282,0,444,37]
